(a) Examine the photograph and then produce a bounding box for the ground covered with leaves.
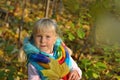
[0,0,120,80]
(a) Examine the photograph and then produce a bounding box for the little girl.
[23,18,82,80]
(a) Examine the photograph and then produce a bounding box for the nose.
[40,37,45,43]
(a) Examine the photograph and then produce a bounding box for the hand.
[68,70,80,80]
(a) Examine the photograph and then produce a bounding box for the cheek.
[48,40,55,46]
[53,37,57,44]
[34,37,40,46]
[49,38,57,46]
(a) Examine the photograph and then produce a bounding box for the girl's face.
[34,30,57,54]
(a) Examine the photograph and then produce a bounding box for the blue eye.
[46,36,50,38]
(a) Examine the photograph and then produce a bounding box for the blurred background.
[0,0,120,80]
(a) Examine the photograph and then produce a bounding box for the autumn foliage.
[0,0,120,80]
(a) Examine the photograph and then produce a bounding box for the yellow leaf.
[32,4,38,9]
[15,76,20,80]
[24,8,29,17]
[0,49,4,57]
[41,58,70,79]
[21,30,29,39]
[14,34,18,39]
[24,16,33,22]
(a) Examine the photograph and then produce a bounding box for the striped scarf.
[23,37,72,80]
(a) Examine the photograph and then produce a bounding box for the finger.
[69,73,79,80]
[68,73,73,80]
[74,75,79,80]
[68,73,75,80]
[72,74,78,80]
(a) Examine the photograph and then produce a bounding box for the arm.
[28,63,41,80]
[69,57,82,80]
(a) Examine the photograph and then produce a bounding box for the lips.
[40,45,46,47]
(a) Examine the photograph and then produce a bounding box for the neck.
[41,49,53,54]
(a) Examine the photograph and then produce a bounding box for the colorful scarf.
[23,37,72,80]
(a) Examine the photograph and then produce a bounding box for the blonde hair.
[18,48,27,62]
[32,18,59,37]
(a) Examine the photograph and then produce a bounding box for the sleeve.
[28,63,41,80]
[70,57,82,79]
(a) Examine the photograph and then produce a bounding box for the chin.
[40,49,47,52]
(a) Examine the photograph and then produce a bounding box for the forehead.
[36,26,56,34]
[36,30,55,35]
[35,27,56,36]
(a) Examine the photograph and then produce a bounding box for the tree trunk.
[44,0,50,18]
